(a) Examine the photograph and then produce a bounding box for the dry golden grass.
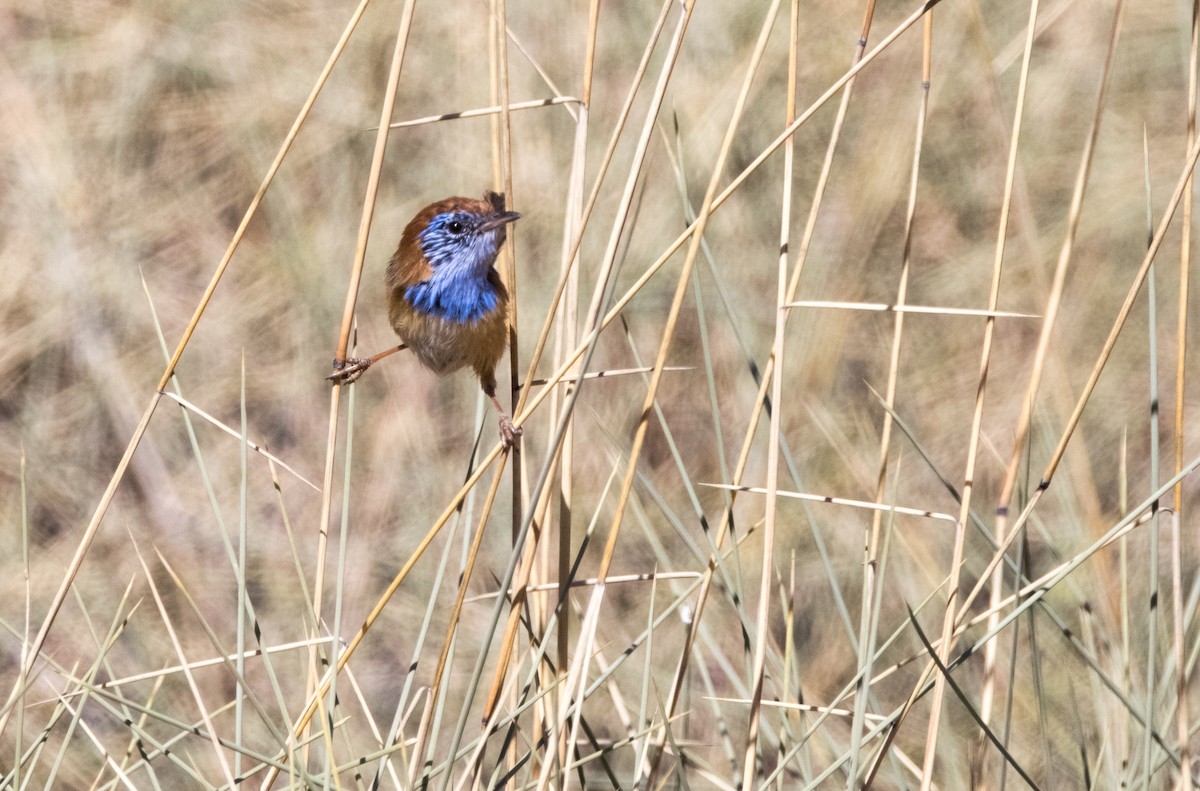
[2,0,1199,788]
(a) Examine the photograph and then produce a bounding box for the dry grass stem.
[6,0,1200,787]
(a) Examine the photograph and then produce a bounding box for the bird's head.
[418,199,521,274]
[390,191,521,323]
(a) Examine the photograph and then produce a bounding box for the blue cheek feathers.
[409,216,501,324]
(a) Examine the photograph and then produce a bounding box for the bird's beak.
[478,211,522,233]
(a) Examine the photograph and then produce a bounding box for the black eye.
[447,220,465,234]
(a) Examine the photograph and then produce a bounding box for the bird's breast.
[388,291,508,376]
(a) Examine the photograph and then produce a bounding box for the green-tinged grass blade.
[655,682,694,791]
[616,321,761,657]
[10,675,67,791]
[906,608,1043,791]
[42,588,139,791]
[141,271,301,771]
[688,633,742,781]
[372,477,471,791]
[587,414,783,753]
[871,384,1179,739]
[129,540,237,786]
[661,115,744,606]
[1027,564,1053,784]
[236,353,248,782]
[848,465,902,789]
[16,447,29,788]
[152,553,287,746]
[995,535,1026,791]
[65,581,157,790]
[760,583,947,790]
[631,570,658,784]
[1142,135,1163,791]
[328,341,358,783]
[659,115,860,651]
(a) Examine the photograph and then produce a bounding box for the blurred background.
[2,0,1198,787]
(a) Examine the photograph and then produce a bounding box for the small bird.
[330,191,523,447]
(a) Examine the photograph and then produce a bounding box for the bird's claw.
[499,416,523,449]
[327,357,372,385]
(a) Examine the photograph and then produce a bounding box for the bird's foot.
[498,415,523,449]
[326,357,372,385]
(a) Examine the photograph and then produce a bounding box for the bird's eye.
[447,220,465,235]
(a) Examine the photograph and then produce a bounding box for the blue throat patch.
[409,212,502,324]
[406,277,498,324]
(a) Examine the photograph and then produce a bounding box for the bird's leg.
[482,373,522,448]
[326,344,407,385]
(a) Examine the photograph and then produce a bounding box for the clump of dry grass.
[2,0,1198,787]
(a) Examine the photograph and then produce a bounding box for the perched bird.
[331,191,523,447]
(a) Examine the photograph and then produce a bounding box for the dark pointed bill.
[478,211,522,232]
